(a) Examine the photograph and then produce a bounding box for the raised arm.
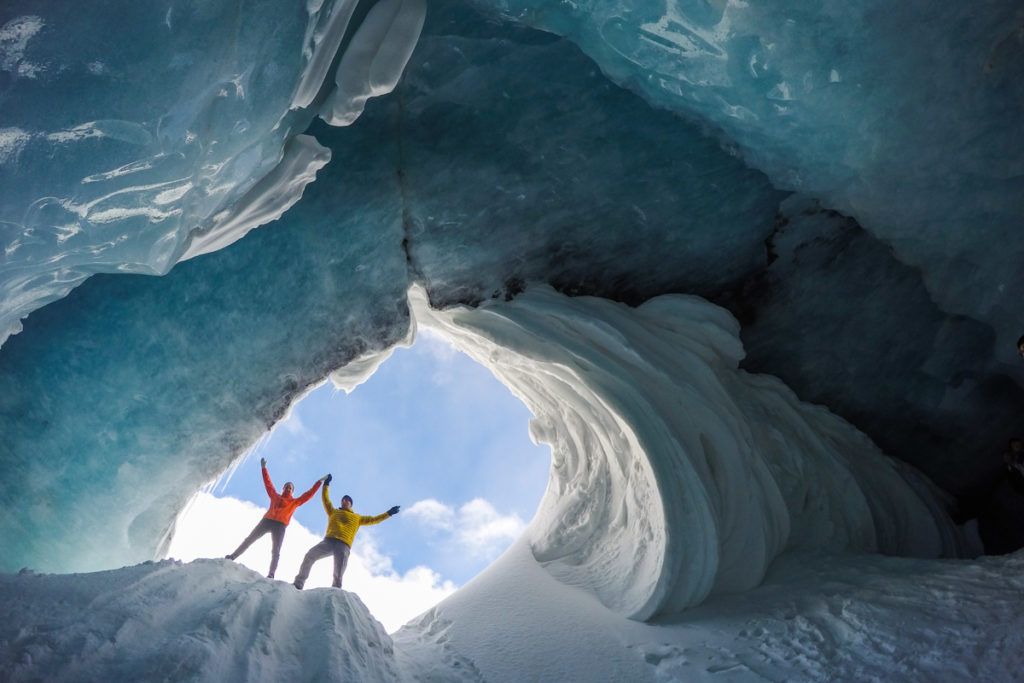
[295,477,324,506]
[321,477,335,514]
[260,457,277,498]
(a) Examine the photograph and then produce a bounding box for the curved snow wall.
[412,286,964,619]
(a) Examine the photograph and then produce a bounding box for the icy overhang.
[0,0,1022,586]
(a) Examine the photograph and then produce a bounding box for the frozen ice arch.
[0,0,1021,626]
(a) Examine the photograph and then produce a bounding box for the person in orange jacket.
[226,457,328,579]
[293,474,400,589]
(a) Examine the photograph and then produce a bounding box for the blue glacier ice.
[1,0,1022,634]
[482,0,1024,360]
[0,110,410,570]
[396,8,783,306]
[0,0,426,344]
[0,0,315,342]
[0,2,786,573]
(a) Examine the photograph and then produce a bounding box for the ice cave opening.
[164,325,550,632]
[3,0,1024,678]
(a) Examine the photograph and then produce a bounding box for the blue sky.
[170,330,550,624]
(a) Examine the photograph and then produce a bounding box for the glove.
[387,505,400,516]
[260,457,267,468]
[324,474,333,486]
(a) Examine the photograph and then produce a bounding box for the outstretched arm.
[295,476,326,506]
[261,457,277,498]
[360,506,399,526]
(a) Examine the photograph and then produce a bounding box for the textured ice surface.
[0,0,425,345]
[0,117,410,572]
[414,287,970,617]
[0,0,316,343]
[321,0,427,126]
[732,196,1024,500]
[398,7,784,306]
[482,0,1024,361]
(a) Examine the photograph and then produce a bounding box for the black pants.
[294,537,351,589]
[229,518,286,578]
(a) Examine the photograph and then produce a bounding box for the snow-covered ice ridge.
[410,286,974,618]
[2,550,1022,681]
[0,559,479,683]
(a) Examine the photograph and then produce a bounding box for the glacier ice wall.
[0,0,315,343]
[0,0,425,345]
[731,197,1024,499]
[481,0,1024,361]
[0,0,1021,589]
[397,8,784,306]
[0,111,410,572]
[413,286,964,618]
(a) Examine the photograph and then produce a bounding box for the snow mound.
[0,559,476,683]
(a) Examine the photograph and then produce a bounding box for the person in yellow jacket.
[292,473,400,589]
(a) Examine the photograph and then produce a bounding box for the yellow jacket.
[321,484,390,546]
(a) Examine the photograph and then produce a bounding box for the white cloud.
[406,498,455,528]
[406,497,526,559]
[457,498,527,549]
[414,330,461,386]
[278,411,313,440]
[416,329,458,362]
[166,492,456,633]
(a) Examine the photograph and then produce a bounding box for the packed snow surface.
[2,549,1021,682]
[0,559,477,683]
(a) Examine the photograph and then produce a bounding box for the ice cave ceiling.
[1,0,1022,583]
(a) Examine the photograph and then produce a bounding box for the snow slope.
[2,549,1021,682]
[423,541,1024,682]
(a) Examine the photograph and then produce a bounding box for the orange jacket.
[262,466,321,525]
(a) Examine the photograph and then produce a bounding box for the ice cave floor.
[1,542,1021,682]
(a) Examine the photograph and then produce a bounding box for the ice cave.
[1,0,1023,681]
